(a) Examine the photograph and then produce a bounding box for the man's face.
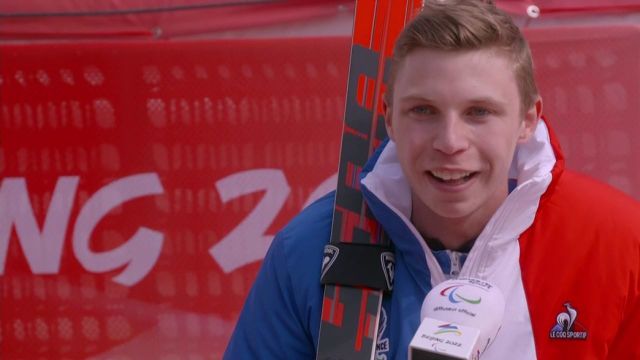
[385,47,539,222]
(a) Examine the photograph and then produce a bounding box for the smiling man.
[225,1,640,359]
[387,46,540,252]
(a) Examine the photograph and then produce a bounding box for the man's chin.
[429,205,476,220]
[418,196,478,220]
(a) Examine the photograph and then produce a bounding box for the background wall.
[1,1,639,359]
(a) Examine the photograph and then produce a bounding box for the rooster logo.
[549,302,588,340]
[551,303,577,332]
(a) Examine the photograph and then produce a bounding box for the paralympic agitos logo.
[440,285,482,305]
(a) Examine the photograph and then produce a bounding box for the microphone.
[409,278,505,360]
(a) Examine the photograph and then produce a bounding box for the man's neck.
[410,192,506,252]
[424,235,475,253]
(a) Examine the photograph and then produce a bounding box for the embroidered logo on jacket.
[549,302,588,340]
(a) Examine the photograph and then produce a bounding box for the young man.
[225,1,640,359]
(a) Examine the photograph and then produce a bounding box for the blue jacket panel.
[224,190,430,359]
[224,193,331,359]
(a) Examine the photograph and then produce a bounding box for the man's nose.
[432,115,470,155]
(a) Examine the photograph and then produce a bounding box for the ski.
[317,1,422,360]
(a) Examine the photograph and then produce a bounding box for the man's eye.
[467,107,492,117]
[410,106,435,115]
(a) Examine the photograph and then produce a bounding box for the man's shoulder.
[224,192,335,358]
[277,191,335,250]
[269,191,335,286]
[552,170,640,218]
[541,169,640,242]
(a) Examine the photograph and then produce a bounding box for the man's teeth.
[430,170,473,181]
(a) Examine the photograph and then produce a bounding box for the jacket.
[224,118,640,359]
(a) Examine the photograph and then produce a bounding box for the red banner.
[0,38,348,358]
[1,20,639,359]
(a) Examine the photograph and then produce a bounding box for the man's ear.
[383,97,395,141]
[519,97,543,143]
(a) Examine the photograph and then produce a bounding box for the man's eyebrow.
[466,97,508,106]
[396,94,509,107]
[395,94,436,103]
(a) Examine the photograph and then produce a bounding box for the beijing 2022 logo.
[434,323,462,336]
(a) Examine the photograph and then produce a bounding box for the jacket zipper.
[449,251,462,277]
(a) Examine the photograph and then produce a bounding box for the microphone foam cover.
[421,278,505,353]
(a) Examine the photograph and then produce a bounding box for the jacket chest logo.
[549,302,588,340]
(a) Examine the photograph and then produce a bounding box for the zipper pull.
[449,251,461,277]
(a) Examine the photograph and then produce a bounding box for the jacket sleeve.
[223,231,316,360]
[606,250,640,359]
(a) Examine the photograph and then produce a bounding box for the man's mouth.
[428,169,478,185]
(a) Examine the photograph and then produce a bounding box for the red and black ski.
[317,1,422,360]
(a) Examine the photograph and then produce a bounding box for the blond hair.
[388,0,538,112]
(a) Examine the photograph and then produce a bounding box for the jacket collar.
[359,118,562,283]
